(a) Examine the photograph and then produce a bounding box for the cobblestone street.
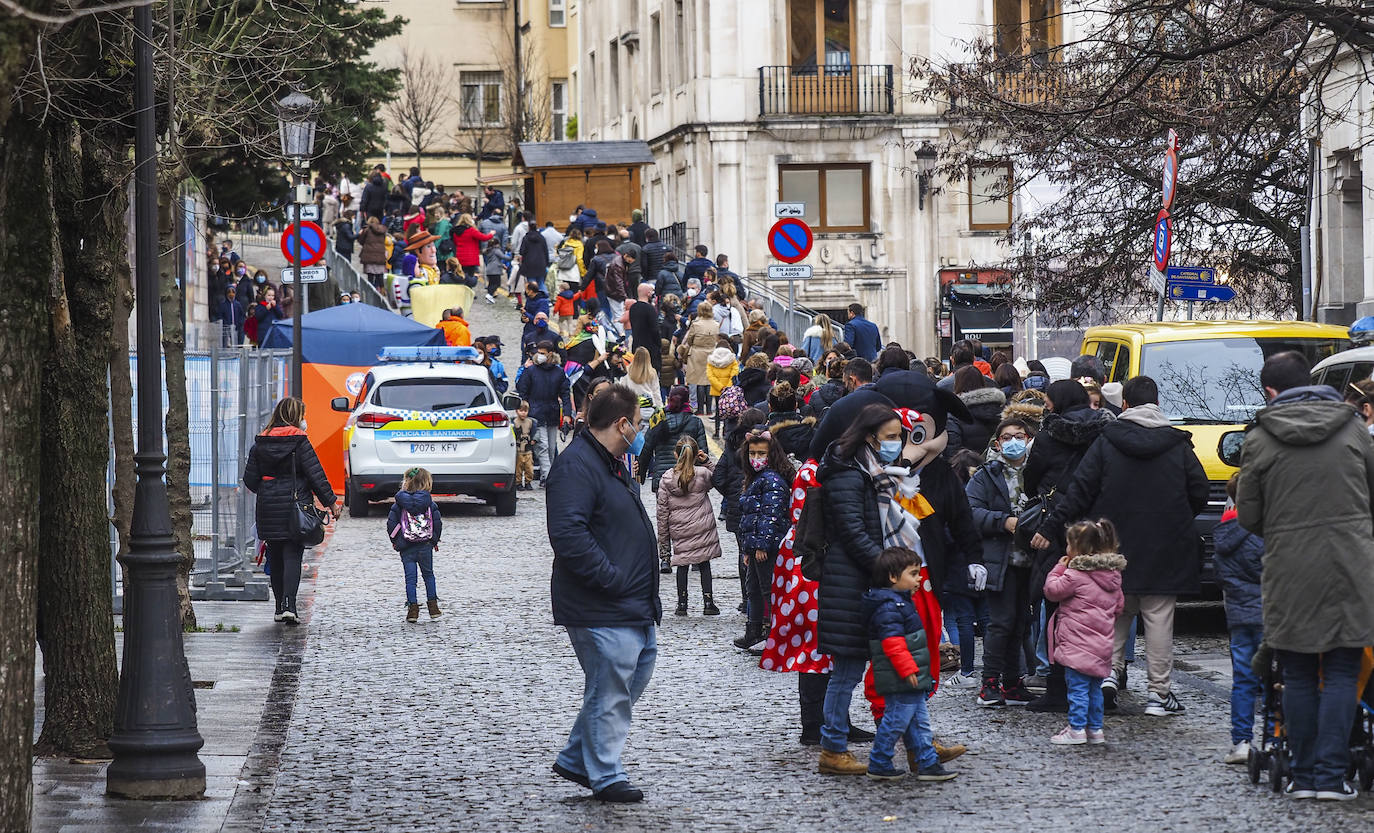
[249,299,1371,831]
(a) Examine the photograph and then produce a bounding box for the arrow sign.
[281,220,327,267]
[1152,209,1171,273]
[767,218,813,264]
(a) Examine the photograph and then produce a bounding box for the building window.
[549,0,566,27]
[551,79,568,141]
[674,0,686,87]
[650,13,662,94]
[778,163,870,232]
[994,0,1062,60]
[788,0,853,73]
[968,162,1014,231]
[460,71,503,127]
[608,39,620,118]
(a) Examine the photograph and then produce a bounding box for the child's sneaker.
[866,762,905,781]
[977,678,1005,707]
[1002,679,1035,705]
[1051,726,1087,745]
[915,762,958,782]
[1086,728,1106,745]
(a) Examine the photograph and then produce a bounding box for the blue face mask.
[876,439,903,464]
[1000,438,1028,461]
[623,420,646,456]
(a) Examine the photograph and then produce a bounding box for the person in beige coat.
[656,436,722,616]
[680,301,722,413]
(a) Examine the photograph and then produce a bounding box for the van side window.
[1323,365,1352,393]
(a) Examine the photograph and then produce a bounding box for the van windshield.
[372,378,492,412]
[1140,337,1348,423]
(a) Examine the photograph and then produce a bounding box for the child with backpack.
[861,546,956,781]
[1212,473,1264,765]
[1042,519,1126,745]
[706,337,740,438]
[387,467,444,623]
[656,436,723,617]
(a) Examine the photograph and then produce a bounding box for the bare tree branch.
[383,45,456,172]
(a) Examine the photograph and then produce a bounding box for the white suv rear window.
[373,379,492,411]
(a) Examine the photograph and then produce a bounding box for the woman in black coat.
[945,366,1006,458]
[815,403,905,769]
[243,397,337,623]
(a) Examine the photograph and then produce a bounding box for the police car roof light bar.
[378,345,481,363]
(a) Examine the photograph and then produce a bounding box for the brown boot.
[406,603,420,623]
[427,598,442,619]
[818,749,868,775]
[912,741,967,769]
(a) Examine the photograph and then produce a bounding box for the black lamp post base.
[106,772,206,800]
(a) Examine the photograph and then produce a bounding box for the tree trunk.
[34,122,122,759]
[110,224,135,586]
[0,112,57,833]
[159,187,197,630]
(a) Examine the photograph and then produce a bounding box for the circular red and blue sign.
[281,220,327,267]
[1152,209,1172,273]
[1162,149,1178,211]
[767,218,813,264]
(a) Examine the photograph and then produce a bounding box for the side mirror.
[330,397,352,413]
[1217,430,1245,468]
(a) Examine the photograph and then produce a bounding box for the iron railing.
[758,65,894,117]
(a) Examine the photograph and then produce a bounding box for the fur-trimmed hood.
[1002,400,1045,426]
[1040,406,1114,447]
[959,386,1007,410]
[708,346,738,368]
[766,412,817,432]
[1067,552,1127,572]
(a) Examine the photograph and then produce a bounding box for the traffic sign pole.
[292,201,303,396]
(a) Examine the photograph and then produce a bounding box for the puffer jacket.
[735,366,770,407]
[1023,405,1114,500]
[1238,385,1374,653]
[640,410,709,489]
[862,587,934,694]
[515,361,572,426]
[706,347,739,398]
[242,427,336,542]
[1044,553,1127,679]
[357,219,390,267]
[656,460,723,566]
[711,430,747,534]
[452,224,494,268]
[767,411,816,463]
[817,449,885,657]
[738,468,790,557]
[1211,508,1262,628]
[946,387,1006,457]
[966,457,1027,593]
[386,489,444,550]
[803,379,846,421]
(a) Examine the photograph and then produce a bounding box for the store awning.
[951,303,1013,337]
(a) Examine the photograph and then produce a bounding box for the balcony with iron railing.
[951,59,1300,108]
[758,64,894,117]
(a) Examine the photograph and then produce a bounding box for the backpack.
[396,502,434,543]
[556,244,577,271]
[718,385,748,419]
[795,483,828,581]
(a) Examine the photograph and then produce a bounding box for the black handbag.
[1013,489,1054,553]
[290,444,328,547]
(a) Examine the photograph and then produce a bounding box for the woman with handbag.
[243,397,338,624]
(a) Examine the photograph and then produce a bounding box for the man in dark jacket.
[517,341,574,481]
[1237,351,1374,799]
[842,303,882,362]
[654,252,685,299]
[626,209,651,245]
[517,220,551,290]
[628,283,661,370]
[641,229,671,284]
[1033,375,1208,718]
[683,244,714,285]
[359,172,388,221]
[477,185,505,220]
[547,386,660,804]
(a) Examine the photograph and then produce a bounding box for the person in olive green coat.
[1236,351,1374,799]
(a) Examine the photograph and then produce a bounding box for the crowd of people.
[541,324,1374,804]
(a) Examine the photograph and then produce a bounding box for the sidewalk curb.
[219,530,332,833]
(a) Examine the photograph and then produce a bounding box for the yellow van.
[1079,321,1350,588]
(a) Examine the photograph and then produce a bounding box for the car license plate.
[410,442,464,454]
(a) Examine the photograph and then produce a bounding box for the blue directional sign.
[1166,266,1233,302]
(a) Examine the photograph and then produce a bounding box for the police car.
[332,346,517,518]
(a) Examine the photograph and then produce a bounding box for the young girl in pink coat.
[1043,519,1126,746]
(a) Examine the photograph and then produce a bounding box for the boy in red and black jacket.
[860,547,958,782]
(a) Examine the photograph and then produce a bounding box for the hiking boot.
[702,594,721,616]
[733,623,765,651]
[281,597,298,625]
[1002,679,1035,706]
[977,677,1005,707]
[935,741,967,763]
[674,593,688,617]
[916,762,958,782]
[1144,691,1185,717]
[406,603,420,623]
[818,749,868,775]
[427,598,442,619]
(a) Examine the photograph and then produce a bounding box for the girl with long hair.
[623,346,664,412]
[656,436,723,616]
[733,426,796,652]
[801,313,835,362]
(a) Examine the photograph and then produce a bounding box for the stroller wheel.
[1247,747,1264,785]
[1269,752,1288,793]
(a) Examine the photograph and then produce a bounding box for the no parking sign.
[281,220,327,266]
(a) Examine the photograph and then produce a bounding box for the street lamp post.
[276,90,318,396]
[106,2,207,799]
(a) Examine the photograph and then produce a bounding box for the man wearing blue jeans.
[546,386,661,803]
[1237,351,1374,801]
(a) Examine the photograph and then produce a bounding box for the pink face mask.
[749,457,768,472]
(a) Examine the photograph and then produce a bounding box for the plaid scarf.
[865,450,926,560]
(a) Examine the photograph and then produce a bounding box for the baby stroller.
[1248,646,1374,793]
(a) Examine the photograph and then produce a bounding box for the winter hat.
[793,357,815,376]
[1013,356,1031,379]
[1101,382,1124,409]
[873,369,971,435]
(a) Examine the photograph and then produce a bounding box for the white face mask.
[300,419,308,431]
[534,353,549,365]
